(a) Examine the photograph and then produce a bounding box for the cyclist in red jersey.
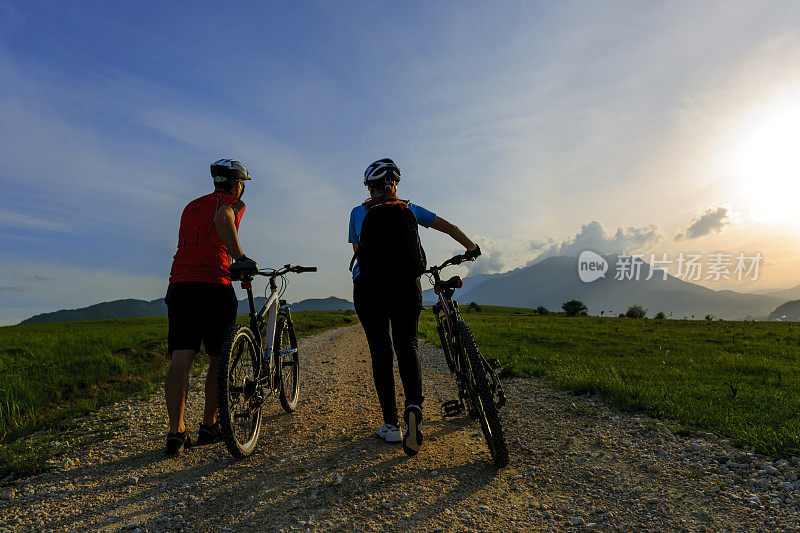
[164,159,258,456]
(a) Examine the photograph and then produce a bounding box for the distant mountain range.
[751,284,800,301]
[237,296,353,314]
[768,300,800,321]
[20,299,167,325]
[18,254,797,324]
[19,296,354,325]
[424,254,788,320]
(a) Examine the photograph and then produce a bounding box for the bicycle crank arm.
[256,374,274,387]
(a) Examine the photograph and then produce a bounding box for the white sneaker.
[376,423,403,443]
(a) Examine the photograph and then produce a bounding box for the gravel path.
[1,324,799,532]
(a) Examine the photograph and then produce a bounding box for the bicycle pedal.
[486,358,502,369]
[497,391,507,408]
[441,400,463,417]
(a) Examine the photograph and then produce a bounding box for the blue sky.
[2,1,800,324]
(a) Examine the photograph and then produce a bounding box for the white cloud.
[0,285,28,293]
[530,221,663,264]
[0,211,72,232]
[458,222,662,278]
[461,234,551,276]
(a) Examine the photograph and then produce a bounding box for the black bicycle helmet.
[210,159,251,184]
[363,158,401,186]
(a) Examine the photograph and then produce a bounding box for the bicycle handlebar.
[256,264,318,277]
[425,245,481,273]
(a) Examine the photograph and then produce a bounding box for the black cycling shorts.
[165,282,238,356]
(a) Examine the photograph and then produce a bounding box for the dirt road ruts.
[2,325,798,531]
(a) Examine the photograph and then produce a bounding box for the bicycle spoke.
[218,326,263,458]
[277,318,300,412]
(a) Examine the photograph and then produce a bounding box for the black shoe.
[403,404,423,457]
[165,430,192,456]
[195,422,223,446]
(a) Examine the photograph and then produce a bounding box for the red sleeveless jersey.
[169,192,246,285]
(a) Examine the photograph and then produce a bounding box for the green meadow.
[418,306,800,459]
[3,305,798,478]
[0,311,357,478]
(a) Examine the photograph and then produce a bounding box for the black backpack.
[350,202,427,282]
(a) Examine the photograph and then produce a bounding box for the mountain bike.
[217,263,316,458]
[425,252,509,467]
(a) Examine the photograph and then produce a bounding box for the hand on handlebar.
[428,245,481,273]
[230,255,259,281]
[465,245,481,261]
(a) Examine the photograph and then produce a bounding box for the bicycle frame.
[240,268,300,388]
[424,252,509,466]
[425,253,506,406]
[427,260,466,375]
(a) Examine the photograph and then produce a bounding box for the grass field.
[5,305,799,476]
[418,306,800,459]
[0,310,357,478]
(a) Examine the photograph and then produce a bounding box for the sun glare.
[723,94,800,227]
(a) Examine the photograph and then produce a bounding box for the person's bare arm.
[215,205,244,260]
[430,216,477,251]
[352,243,358,252]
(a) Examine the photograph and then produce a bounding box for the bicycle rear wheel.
[218,325,263,458]
[276,317,300,412]
[455,320,509,468]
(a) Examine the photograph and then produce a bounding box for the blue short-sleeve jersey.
[348,201,436,280]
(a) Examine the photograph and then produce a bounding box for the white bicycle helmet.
[210,159,251,184]
[363,158,401,186]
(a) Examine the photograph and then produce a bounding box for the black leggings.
[353,278,423,426]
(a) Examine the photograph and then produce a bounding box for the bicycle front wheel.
[218,325,263,458]
[276,316,300,412]
[455,320,509,468]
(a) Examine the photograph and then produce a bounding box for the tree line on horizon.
[526,300,719,320]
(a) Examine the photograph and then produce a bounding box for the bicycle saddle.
[435,276,463,291]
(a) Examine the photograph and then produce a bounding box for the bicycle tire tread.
[455,320,510,468]
[217,324,262,458]
[277,317,300,412]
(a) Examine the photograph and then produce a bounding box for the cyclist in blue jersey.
[349,158,479,456]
